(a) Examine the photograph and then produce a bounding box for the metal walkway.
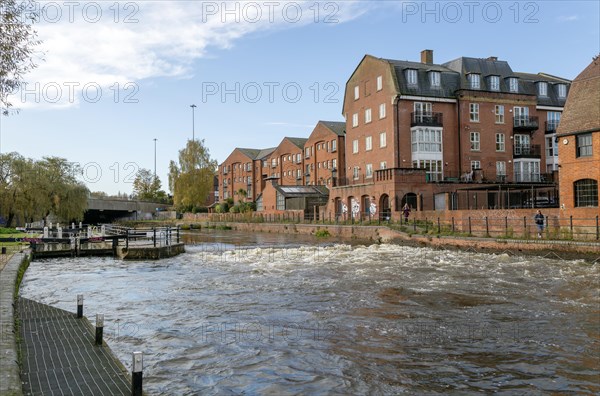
[18,298,131,396]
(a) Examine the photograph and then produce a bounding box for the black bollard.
[77,295,83,318]
[132,351,143,396]
[95,314,104,346]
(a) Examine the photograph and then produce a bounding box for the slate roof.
[255,147,276,160]
[383,58,459,99]
[237,148,262,159]
[372,55,570,106]
[556,56,600,136]
[319,120,346,136]
[285,137,308,149]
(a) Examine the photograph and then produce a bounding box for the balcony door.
[414,102,432,122]
[514,134,530,155]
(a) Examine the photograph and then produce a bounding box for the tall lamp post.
[153,138,157,178]
[190,104,197,141]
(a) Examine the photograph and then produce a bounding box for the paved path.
[18,298,131,396]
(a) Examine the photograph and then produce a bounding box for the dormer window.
[508,77,519,93]
[537,82,548,96]
[406,69,418,86]
[557,84,567,98]
[429,71,440,87]
[468,73,481,89]
[489,75,500,91]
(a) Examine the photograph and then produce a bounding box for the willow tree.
[1,0,41,115]
[0,153,88,226]
[168,139,217,212]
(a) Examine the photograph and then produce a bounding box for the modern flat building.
[556,56,599,215]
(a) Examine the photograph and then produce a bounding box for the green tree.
[1,0,42,115]
[132,168,166,202]
[0,153,88,226]
[168,139,217,212]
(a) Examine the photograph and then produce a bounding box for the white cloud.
[557,15,578,22]
[9,1,371,110]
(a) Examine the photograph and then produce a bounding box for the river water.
[20,230,599,395]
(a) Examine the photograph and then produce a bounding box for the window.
[352,139,359,154]
[411,128,442,153]
[547,111,561,131]
[557,84,567,98]
[509,77,519,93]
[377,75,383,91]
[469,103,479,122]
[305,147,311,158]
[412,159,443,182]
[380,161,387,169]
[406,69,417,85]
[496,133,505,152]
[365,108,372,123]
[332,159,337,169]
[365,136,372,151]
[379,103,386,119]
[577,134,593,157]
[353,166,359,180]
[537,82,548,96]
[296,153,301,163]
[546,136,558,157]
[471,160,481,170]
[489,75,500,91]
[514,106,529,126]
[331,139,337,152]
[366,164,373,178]
[352,113,358,127]
[429,71,440,87]
[574,179,598,207]
[276,191,285,210]
[470,132,480,151]
[354,85,359,100]
[496,161,506,176]
[468,73,481,89]
[495,105,504,123]
[297,169,301,179]
[379,132,387,148]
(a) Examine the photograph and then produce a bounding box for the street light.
[190,104,197,141]
[153,138,157,178]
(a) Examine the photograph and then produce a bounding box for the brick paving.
[18,298,131,396]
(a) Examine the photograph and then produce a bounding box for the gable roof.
[285,137,308,149]
[557,56,600,136]
[319,120,346,136]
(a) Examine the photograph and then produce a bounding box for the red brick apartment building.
[218,147,275,202]
[556,56,599,218]
[217,121,346,212]
[328,50,570,220]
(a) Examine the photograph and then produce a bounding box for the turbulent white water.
[20,231,600,395]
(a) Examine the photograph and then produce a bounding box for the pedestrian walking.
[534,210,544,238]
[402,203,411,224]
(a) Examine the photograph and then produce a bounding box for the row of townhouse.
[218,121,346,206]
[217,50,598,220]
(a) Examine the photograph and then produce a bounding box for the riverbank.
[199,221,600,262]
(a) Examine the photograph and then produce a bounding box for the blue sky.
[1,0,598,194]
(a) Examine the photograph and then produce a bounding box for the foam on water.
[19,231,599,394]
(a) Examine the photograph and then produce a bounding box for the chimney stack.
[487,56,498,61]
[421,49,433,64]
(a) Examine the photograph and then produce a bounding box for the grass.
[315,229,331,238]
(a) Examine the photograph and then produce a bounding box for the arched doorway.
[402,193,418,210]
[379,194,391,221]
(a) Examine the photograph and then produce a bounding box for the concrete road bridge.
[85,197,171,223]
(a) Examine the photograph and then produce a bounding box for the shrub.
[315,229,330,238]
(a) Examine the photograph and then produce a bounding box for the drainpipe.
[394,95,400,168]
[456,94,463,175]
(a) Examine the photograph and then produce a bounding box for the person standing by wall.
[402,203,411,224]
[534,210,545,238]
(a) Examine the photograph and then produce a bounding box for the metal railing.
[411,112,443,127]
[513,115,539,130]
[513,144,542,157]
